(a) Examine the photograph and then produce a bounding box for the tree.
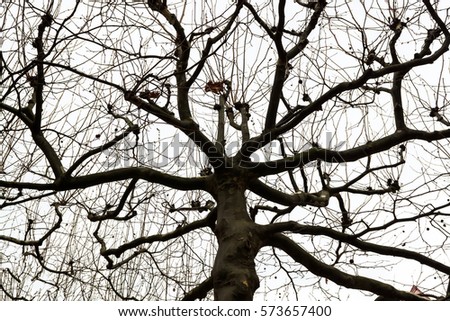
[1,0,450,301]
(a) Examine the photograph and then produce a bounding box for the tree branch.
[267,233,428,300]
[263,221,450,276]
[247,128,450,177]
[181,277,213,301]
[102,208,216,258]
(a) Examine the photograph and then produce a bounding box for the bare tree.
[1,0,450,301]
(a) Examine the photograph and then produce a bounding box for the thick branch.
[249,179,329,207]
[186,3,244,87]
[240,25,450,159]
[64,167,210,191]
[102,209,216,258]
[181,277,213,301]
[125,93,224,165]
[267,234,428,300]
[1,167,210,193]
[247,128,450,177]
[263,221,450,276]
[148,1,191,120]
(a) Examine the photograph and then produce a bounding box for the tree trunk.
[212,173,262,300]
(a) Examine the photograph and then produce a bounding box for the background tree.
[1,0,450,301]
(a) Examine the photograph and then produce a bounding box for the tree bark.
[212,172,262,300]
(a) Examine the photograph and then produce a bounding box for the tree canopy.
[1,0,450,300]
